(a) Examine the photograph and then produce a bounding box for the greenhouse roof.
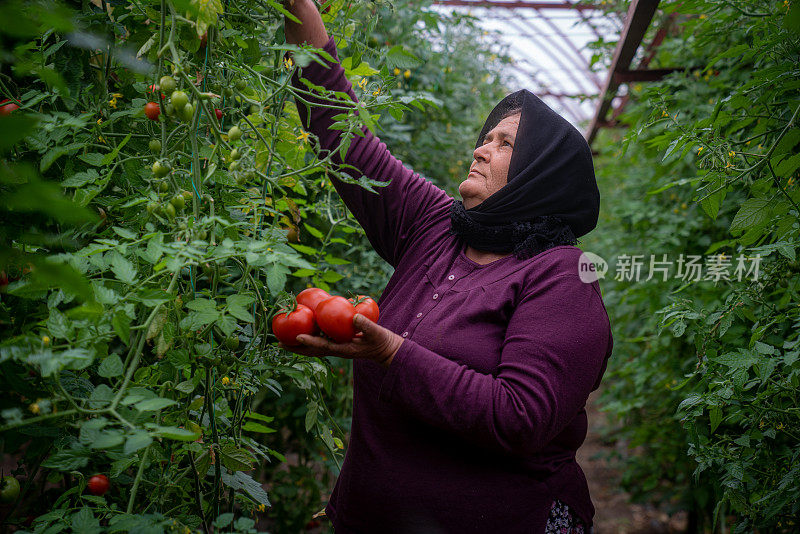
[431,0,669,143]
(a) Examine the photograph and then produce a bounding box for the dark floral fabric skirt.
[543,499,591,534]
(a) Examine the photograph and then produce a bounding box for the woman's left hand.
[278,314,404,367]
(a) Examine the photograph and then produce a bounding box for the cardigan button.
[416,312,422,318]
[402,332,408,337]
[448,274,455,280]
[432,293,439,300]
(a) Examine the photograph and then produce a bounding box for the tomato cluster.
[271,288,379,345]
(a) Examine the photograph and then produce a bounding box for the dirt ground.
[578,390,688,534]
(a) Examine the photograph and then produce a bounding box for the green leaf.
[90,430,125,449]
[98,354,123,378]
[124,431,153,455]
[219,471,270,506]
[303,223,324,239]
[709,406,722,433]
[42,445,91,470]
[214,514,235,529]
[712,349,759,369]
[109,251,137,284]
[386,45,422,69]
[151,425,200,441]
[0,115,37,152]
[41,142,83,172]
[729,198,771,235]
[78,152,107,166]
[242,421,276,434]
[71,507,100,534]
[220,443,256,472]
[134,398,177,412]
[112,310,131,345]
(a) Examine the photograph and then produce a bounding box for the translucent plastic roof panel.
[431,1,624,128]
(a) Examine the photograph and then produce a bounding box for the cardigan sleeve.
[377,273,612,457]
[290,37,452,267]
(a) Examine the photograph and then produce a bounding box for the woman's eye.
[503,140,512,147]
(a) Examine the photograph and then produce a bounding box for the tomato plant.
[0,0,510,530]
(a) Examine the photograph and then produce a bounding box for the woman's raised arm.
[282,1,452,268]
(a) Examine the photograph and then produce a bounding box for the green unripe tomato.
[1,476,20,503]
[180,102,195,122]
[152,160,170,177]
[227,125,242,141]
[235,79,247,91]
[170,194,185,211]
[196,229,208,240]
[159,75,177,94]
[222,87,234,98]
[228,161,240,172]
[244,169,256,182]
[164,202,176,219]
[249,104,260,116]
[164,103,175,117]
[170,90,188,110]
[146,202,159,214]
[149,139,162,154]
[225,335,240,350]
[230,148,241,160]
[159,180,170,193]
[235,173,246,186]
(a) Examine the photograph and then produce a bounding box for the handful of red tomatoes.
[271,288,379,346]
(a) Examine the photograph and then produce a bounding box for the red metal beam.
[432,0,598,10]
[585,0,661,145]
[613,67,681,83]
[610,12,676,121]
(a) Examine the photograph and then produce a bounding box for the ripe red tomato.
[316,296,357,343]
[272,304,317,346]
[296,287,330,313]
[215,108,223,121]
[349,295,379,323]
[144,102,160,121]
[87,474,110,496]
[0,99,20,116]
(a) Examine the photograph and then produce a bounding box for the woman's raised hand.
[284,0,330,48]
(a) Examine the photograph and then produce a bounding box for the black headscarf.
[449,89,600,260]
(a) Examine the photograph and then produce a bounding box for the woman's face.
[459,113,520,210]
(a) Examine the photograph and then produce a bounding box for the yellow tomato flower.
[96,118,103,125]
[42,336,50,346]
[393,68,400,75]
[697,146,704,154]
[108,98,117,108]
[358,78,367,89]
[284,57,294,70]
[29,403,40,414]
[222,376,230,386]
[256,504,266,512]
[296,131,310,142]
[372,89,381,96]
[403,69,411,79]
[661,110,669,118]
[681,203,688,210]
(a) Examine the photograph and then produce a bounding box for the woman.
[281,1,613,532]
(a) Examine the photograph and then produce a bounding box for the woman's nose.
[473,143,490,162]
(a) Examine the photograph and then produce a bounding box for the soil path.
[578,390,687,534]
